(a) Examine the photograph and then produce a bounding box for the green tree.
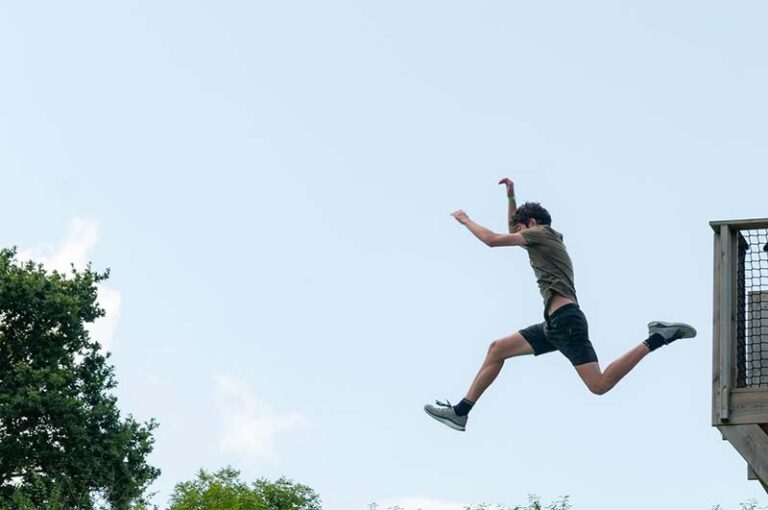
[0,248,159,509]
[168,467,321,510]
[463,496,571,510]
[368,495,571,510]
[712,502,768,510]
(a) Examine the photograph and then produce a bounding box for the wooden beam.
[745,466,767,494]
[726,390,768,424]
[719,425,768,486]
[711,218,768,232]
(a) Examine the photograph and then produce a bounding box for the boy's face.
[513,219,538,233]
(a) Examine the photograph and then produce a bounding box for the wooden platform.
[712,218,768,492]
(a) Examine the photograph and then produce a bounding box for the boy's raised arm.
[498,178,517,233]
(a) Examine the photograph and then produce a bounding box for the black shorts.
[519,303,598,366]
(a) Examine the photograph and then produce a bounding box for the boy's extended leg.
[424,332,534,431]
[465,332,535,402]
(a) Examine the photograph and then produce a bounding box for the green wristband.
[508,195,516,202]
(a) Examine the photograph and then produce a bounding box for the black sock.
[644,333,666,352]
[453,398,475,417]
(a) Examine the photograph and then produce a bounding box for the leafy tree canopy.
[168,466,321,510]
[0,248,159,509]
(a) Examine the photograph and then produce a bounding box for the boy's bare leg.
[574,343,650,395]
[424,331,535,431]
[465,332,535,402]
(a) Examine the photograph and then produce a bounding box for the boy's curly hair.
[511,202,552,226]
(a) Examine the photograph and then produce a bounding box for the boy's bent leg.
[465,331,536,402]
[574,343,650,395]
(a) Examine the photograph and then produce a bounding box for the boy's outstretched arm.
[451,210,527,247]
[498,177,517,233]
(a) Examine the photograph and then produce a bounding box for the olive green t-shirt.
[520,225,577,309]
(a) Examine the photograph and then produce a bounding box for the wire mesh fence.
[736,227,768,388]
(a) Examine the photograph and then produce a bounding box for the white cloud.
[376,497,468,510]
[17,218,100,273]
[17,218,121,351]
[216,376,302,461]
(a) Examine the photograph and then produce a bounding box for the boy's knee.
[587,380,609,396]
[487,339,503,360]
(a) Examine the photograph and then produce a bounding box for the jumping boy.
[424,178,696,431]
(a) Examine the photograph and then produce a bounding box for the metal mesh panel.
[736,227,768,388]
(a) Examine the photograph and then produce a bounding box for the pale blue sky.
[2,1,768,509]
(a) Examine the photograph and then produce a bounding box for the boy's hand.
[498,178,515,197]
[451,210,469,224]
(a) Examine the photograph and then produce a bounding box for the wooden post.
[720,224,732,421]
[737,233,748,387]
[713,230,722,424]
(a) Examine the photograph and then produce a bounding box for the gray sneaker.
[648,321,697,344]
[424,400,467,431]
